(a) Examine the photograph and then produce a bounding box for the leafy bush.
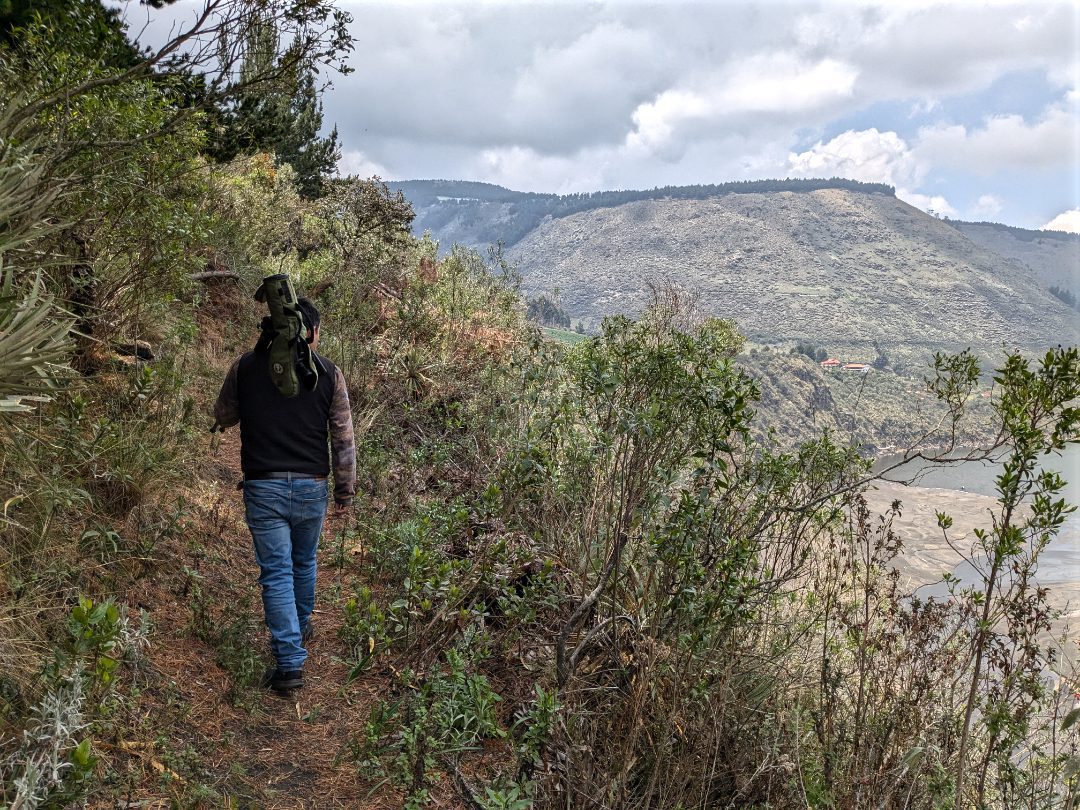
[526,295,570,328]
[794,340,828,362]
[0,597,148,809]
[346,647,506,806]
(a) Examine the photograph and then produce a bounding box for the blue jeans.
[243,478,328,671]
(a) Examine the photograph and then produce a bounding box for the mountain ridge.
[507,189,1078,352]
[389,177,1078,251]
[391,177,897,250]
[948,219,1080,292]
[388,178,1079,355]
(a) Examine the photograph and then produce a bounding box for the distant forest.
[949,219,1080,243]
[1050,285,1080,310]
[391,177,896,247]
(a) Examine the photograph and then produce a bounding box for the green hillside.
[951,219,1080,292]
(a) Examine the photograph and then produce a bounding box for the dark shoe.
[301,622,315,645]
[261,667,304,692]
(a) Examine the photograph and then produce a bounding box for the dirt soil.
[91,429,416,809]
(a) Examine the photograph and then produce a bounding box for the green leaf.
[901,746,924,769]
[72,738,93,768]
[0,267,73,408]
[1062,707,1080,731]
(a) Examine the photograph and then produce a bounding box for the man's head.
[297,297,320,348]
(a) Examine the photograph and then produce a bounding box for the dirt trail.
[100,430,404,808]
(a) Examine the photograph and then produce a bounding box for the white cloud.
[625,54,857,159]
[337,150,391,179]
[507,22,661,146]
[787,128,959,217]
[1042,209,1080,234]
[973,194,1003,217]
[716,54,858,116]
[787,128,922,188]
[849,4,1076,97]
[915,102,1078,174]
[625,89,709,158]
[1046,58,1079,94]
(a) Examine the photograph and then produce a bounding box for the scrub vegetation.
[1,3,1079,808]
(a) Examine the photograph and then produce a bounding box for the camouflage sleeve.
[214,358,242,429]
[329,366,357,505]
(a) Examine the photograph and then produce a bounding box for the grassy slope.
[541,325,588,345]
[740,348,998,454]
[952,220,1080,292]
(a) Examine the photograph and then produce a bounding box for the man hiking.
[214,295,355,692]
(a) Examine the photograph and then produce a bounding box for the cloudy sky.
[129,1,1080,231]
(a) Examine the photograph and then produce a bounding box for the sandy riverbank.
[863,480,1080,654]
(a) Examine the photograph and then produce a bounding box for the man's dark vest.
[236,349,337,477]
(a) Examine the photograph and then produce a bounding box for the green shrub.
[346,646,506,805]
[0,597,148,808]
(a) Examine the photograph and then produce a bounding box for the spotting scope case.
[254,273,320,398]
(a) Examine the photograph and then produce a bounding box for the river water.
[871,444,1080,601]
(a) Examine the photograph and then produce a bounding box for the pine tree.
[206,18,340,198]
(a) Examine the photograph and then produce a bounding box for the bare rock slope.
[509,189,1078,352]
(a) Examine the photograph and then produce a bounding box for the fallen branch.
[556,529,629,687]
[447,758,485,810]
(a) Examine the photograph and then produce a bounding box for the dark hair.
[297,297,320,338]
